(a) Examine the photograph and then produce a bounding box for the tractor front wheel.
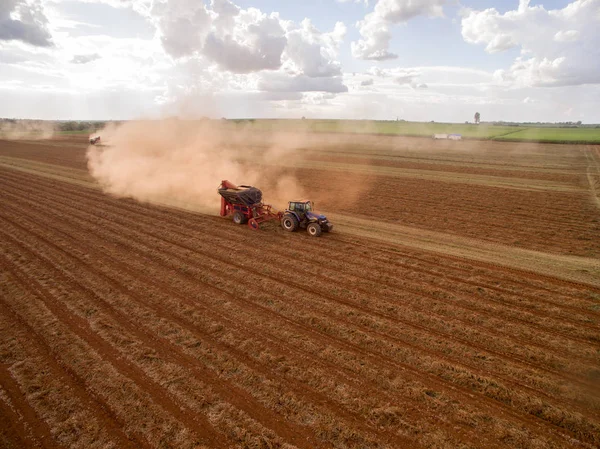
[307,222,322,237]
[233,211,247,225]
[281,214,299,232]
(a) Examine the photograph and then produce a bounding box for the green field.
[4,119,600,144]
[232,119,519,139]
[492,127,600,143]
[231,119,600,143]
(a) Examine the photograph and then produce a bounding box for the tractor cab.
[287,200,313,217]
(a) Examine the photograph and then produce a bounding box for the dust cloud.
[86,119,314,213]
[0,120,55,140]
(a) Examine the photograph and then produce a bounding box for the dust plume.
[86,119,312,213]
[0,120,55,140]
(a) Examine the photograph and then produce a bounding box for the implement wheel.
[307,222,322,237]
[281,214,299,232]
[233,211,247,225]
[248,218,260,230]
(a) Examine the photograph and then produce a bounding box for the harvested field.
[1,135,600,449]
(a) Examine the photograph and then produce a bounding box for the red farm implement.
[218,180,282,230]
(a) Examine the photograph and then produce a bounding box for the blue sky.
[0,0,598,122]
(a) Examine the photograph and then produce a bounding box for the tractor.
[281,200,333,237]
[218,180,333,237]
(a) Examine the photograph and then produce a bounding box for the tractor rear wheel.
[307,222,322,237]
[233,211,247,225]
[281,214,299,232]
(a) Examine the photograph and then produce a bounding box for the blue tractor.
[281,200,333,237]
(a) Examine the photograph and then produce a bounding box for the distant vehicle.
[433,133,462,140]
[90,136,101,145]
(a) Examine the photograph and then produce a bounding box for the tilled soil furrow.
[2,188,596,444]
[0,253,230,449]
[2,175,596,412]
[0,207,556,445]
[5,163,600,308]
[339,189,594,233]
[323,219,600,294]
[0,196,469,449]
[2,165,600,336]
[1,174,596,382]
[0,272,147,449]
[0,362,61,449]
[306,172,598,232]
[319,177,594,227]
[0,223,342,449]
[3,165,596,307]
[1,200,460,448]
[304,152,582,181]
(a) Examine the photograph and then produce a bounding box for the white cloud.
[71,52,101,64]
[257,72,348,93]
[394,69,420,84]
[202,12,287,73]
[151,0,287,73]
[283,19,345,78]
[252,19,348,94]
[0,0,53,47]
[151,1,349,95]
[554,29,580,42]
[365,66,439,89]
[336,0,369,4]
[352,0,446,60]
[461,0,600,86]
[151,0,348,85]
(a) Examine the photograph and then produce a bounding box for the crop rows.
[1,162,599,448]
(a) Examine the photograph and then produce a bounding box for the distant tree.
[474,112,481,124]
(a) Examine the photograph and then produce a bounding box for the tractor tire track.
[0,277,147,449]
[0,221,340,449]
[0,199,425,449]
[2,172,597,374]
[0,362,61,449]
[0,185,596,444]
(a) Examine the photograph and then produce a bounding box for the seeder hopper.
[218,180,282,230]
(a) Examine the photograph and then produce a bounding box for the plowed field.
[1,135,600,449]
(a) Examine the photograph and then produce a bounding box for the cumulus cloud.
[395,69,419,84]
[0,0,52,47]
[152,0,287,73]
[367,67,426,88]
[71,53,101,64]
[253,19,348,94]
[352,0,445,60]
[462,0,600,86]
[337,0,369,4]
[284,19,346,78]
[257,72,348,93]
